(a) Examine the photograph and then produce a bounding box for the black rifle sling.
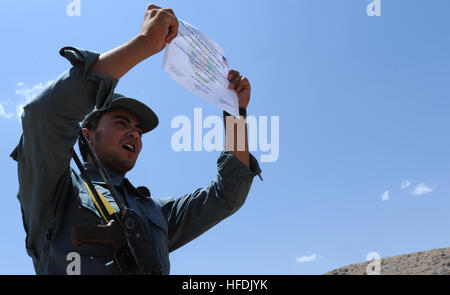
[72,149,112,222]
[77,127,126,212]
[72,126,163,274]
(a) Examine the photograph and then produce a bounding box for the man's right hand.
[139,4,179,57]
[88,4,179,79]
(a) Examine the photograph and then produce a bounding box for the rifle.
[71,127,162,275]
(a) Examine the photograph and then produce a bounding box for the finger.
[227,70,239,81]
[164,8,175,16]
[146,4,161,18]
[161,8,178,43]
[236,77,250,93]
[228,70,240,89]
[167,16,179,43]
[230,75,242,89]
[146,4,161,11]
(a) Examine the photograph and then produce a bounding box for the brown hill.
[324,247,450,275]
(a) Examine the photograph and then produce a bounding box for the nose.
[126,128,141,140]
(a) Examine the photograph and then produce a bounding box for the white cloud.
[412,183,433,196]
[400,180,411,190]
[13,80,53,120]
[15,81,51,101]
[381,190,390,201]
[295,254,317,263]
[0,99,14,119]
[16,102,27,119]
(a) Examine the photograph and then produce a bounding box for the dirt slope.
[324,247,450,275]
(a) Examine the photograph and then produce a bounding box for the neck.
[86,157,127,177]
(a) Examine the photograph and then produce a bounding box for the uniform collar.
[82,162,124,186]
[81,163,151,199]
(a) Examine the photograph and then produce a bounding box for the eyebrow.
[113,115,143,132]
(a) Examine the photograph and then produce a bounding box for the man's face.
[83,108,143,175]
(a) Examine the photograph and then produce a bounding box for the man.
[10,4,261,274]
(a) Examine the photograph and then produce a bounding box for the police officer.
[11,4,261,274]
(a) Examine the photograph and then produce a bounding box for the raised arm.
[11,3,178,250]
[11,47,119,250]
[155,71,261,252]
[88,4,178,79]
[224,70,251,168]
[156,152,262,252]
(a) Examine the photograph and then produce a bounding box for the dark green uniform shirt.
[10,47,261,275]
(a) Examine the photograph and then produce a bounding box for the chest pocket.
[77,184,119,221]
[79,183,170,273]
[134,197,170,273]
[78,188,102,220]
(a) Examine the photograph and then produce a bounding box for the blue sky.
[1,0,449,275]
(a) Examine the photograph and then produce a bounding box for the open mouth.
[122,144,135,153]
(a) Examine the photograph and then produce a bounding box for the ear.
[81,128,93,143]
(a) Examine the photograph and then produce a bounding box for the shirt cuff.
[59,46,118,113]
[59,46,101,78]
[217,152,263,181]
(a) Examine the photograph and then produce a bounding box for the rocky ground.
[324,247,450,275]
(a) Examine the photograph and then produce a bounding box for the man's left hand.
[228,70,251,109]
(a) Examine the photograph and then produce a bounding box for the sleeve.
[10,47,118,246]
[154,152,262,252]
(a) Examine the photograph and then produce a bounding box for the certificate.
[163,20,239,117]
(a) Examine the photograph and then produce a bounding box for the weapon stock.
[71,220,125,248]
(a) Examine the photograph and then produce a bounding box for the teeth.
[123,144,134,152]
